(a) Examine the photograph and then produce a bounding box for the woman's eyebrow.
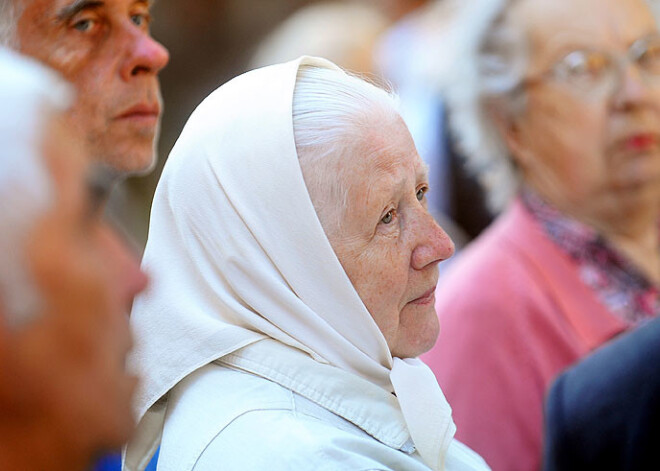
[417,161,430,182]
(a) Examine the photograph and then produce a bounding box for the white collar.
[218,339,413,451]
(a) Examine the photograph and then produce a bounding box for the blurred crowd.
[1,0,659,470]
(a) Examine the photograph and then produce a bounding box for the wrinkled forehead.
[21,0,156,9]
[512,0,658,69]
[365,116,425,168]
[341,116,426,192]
[18,0,154,19]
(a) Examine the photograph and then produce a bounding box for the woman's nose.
[612,62,651,110]
[411,211,455,270]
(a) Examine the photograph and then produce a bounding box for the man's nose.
[120,27,170,81]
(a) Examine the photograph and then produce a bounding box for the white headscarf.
[126,56,455,471]
[0,47,72,328]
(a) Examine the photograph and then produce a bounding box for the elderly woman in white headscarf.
[124,57,489,471]
[419,0,660,470]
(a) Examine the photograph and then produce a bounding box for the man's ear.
[0,295,11,348]
[0,295,14,393]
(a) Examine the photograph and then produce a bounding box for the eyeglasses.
[522,34,660,99]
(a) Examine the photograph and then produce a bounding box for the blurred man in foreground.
[0,47,147,471]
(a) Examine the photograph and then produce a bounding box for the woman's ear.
[489,103,532,168]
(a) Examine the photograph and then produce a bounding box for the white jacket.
[157,342,490,471]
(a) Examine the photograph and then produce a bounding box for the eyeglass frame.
[516,33,660,100]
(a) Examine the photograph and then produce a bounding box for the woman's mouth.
[410,286,437,305]
[622,133,659,152]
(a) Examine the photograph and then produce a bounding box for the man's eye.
[131,13,149,27]
[381,210,394,224]
[73,18,95,32]
[416,186,428,201]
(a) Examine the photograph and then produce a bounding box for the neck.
[0,421,90,471]
[605,223,660,286]
[528,181,660,285]
[572,197,659,285]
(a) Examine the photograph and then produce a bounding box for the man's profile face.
[16,0,170,175]
[14,113,148,454]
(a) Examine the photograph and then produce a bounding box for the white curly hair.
[419,0,660,211]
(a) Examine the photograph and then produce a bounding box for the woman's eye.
[638,42,660,73]
[416,186,428,201]
[381,210,394,224]
[561,51,610,82]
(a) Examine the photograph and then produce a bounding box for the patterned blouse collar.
[521,187,659,324]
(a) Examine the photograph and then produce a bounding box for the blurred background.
[111,0,445,249]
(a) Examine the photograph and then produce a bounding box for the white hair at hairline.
[427,0,659,211]
[0,0,21,48]
[0,47,72,328]
[292,64,401,233]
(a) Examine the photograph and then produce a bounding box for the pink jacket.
[422,199,629,471]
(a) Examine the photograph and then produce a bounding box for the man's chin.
[95,147,158,180]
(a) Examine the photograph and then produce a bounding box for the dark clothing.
[544,316,660,470]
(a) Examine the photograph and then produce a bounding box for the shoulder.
[434,207,566,330]
[158,365,296,471]
[545,318,660,469]
[547,317,660,439]
[556,317,660,395]
[192,406,414,471]
[423,211,563,385]
[440,235,533,307]
[159,364,427,471]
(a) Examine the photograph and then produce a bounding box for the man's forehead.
[22,0,154,15]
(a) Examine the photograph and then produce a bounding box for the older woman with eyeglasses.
[419,0,660,469]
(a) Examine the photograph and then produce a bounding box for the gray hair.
[292,64,400,233]
[0,47,72,328]
[0,0,21,48]
[424,0,660,211]
[418,0,523,211]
